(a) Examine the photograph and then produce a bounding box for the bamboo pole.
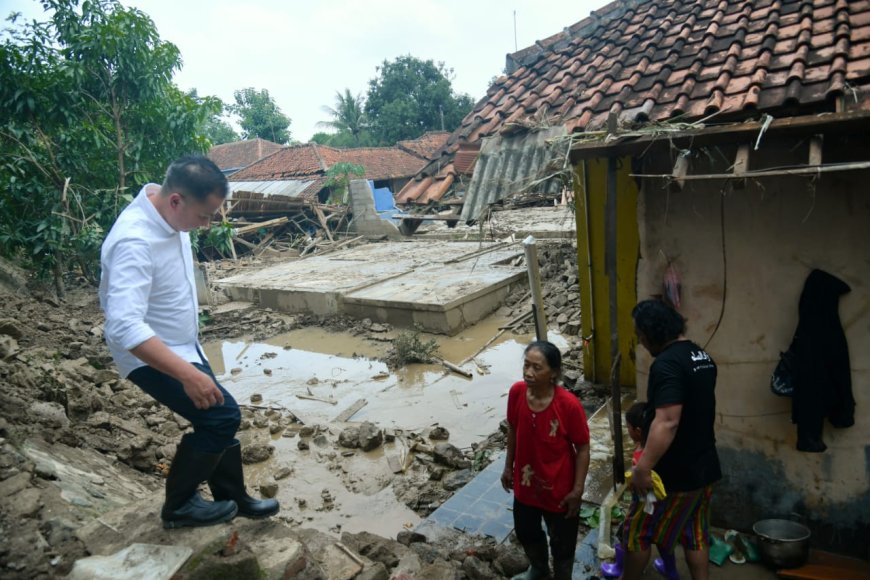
[523,235,547,341]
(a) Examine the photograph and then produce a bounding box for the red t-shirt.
[507,381,590,513]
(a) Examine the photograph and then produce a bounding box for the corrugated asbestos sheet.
[460,126,568,222]
[228,180,316,198]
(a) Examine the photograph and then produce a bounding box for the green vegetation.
[231,87,292,144]
[386,328,440,368]
[0,0,218,294]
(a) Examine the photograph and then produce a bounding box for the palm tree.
[317,89,368,145]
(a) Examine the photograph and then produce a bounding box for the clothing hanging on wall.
[789,269,855,452]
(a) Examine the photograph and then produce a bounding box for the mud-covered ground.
[0,240,604,578]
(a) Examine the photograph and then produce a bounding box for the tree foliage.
[364,55,474,144]
[0,0,217,290]
[231,87,292,144]
[317,89,373,146]
[324,162,365,204]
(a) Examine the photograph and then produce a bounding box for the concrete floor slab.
[417,206,577,240]
[218,241,527,334]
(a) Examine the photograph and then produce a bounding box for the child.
[600,403,679,580]
[501,341,591,580]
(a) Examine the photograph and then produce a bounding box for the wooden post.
[523,235,547,342]
[809,135,823,166]
[605,157,625,485]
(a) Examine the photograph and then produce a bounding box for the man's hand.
[559,487,584,518]
[631,465,653,496]
[182,368,224,409]
[500,466,513,492]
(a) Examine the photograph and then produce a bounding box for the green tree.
[317,89,371,146]
[365,55,475,144]
[324,162,365,204]
[231,87,291,144]
[190,91,238,145]
[0,0,216,292]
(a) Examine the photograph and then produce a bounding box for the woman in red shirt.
[501,341,591,580]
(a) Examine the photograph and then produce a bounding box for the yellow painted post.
[572,157,638,387]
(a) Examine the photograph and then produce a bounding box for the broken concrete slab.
[68,543,192,580]
[218,241,526,335]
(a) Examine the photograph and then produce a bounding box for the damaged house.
[400,0,870,558]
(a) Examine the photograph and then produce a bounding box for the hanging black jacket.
[789,269,854,452]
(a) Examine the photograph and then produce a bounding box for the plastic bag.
[770,350,796,397]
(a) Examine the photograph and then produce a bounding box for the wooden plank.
[313,205,334,242]
[435,358,473,378]
[296,393,337,405]
[233,216,288,237]
[333,399,367,423]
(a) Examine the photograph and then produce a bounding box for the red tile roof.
[229,143,427,183]
[208,138,283,172]
[397,131,451,159]
[397,0,870,203]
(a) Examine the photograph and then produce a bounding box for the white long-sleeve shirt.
[99,184,203,377]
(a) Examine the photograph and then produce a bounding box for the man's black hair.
[631,299,686,350]
[524,340,563,377]
[625,401,646,430]
[162,155,229,201]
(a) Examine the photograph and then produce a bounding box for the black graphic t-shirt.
[642,340,722,492]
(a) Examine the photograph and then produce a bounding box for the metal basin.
[752,519,811,569]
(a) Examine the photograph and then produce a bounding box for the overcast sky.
[4,0,604,142]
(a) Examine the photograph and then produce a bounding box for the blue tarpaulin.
[368,180,403,222]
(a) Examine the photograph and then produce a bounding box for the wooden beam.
[570,110,870,160]
[334,399,367,422]
[631,160,870,181]
[233,216,288,237]
[809,135,823,166]
[732,143,750,189]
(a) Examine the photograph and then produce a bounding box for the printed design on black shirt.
[690,349,716,373]
[521,464,534,487]
[549,419,559,437]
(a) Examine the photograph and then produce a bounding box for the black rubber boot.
[552,558,575,580]
[208,442,279,518]
[161,435,238,529]
[511,541,550,580]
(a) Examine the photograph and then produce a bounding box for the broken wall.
[348,180,401,238]
[635,139,870,556]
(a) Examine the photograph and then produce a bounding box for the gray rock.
[29,401,70,428]
[297,439,310,451]
[462,555,497,579]
[0,471,31,497]
[274,466,293,480]
[338,426,360,449]
[259,480,278,498]
[241,443,274,464]
[299,425,317,437]
[358,422,383,452]
[355,562,388,580]
[441,469,474,491]
[8,487,42,518]
[433,442,470,468]
[416,559,459,579]
[494,548,529,577]
[428,426,450,441]
[312,434,329,448]
[0,335,18,359]
[396,530,427,546]
[0,318,24,339]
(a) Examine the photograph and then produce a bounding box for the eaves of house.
[397,0,870,204]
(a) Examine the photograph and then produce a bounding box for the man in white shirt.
[100,155,279,528]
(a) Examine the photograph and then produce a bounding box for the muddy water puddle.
[202,315,569,537]
[203,316,567,448]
